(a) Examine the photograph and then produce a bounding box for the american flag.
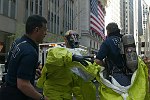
[90,0,106,40]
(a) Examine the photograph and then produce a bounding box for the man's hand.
[35,61,42,79]
[36,69,41,79]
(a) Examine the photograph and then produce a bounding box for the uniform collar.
[22,34,38,52]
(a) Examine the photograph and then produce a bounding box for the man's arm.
[17,78,48,100]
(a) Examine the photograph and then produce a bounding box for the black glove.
[83,56,95,64]
[72,55,89,66]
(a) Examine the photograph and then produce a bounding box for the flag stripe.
[90,13,104,27]
[91,27,106,40]
[90,23,105,39]
[90,14,104,28]
[98,5,104,18]
[98,7,104,23]
[90,0,105,40]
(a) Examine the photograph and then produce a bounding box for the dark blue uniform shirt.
[96,36,125,70]
[5,35,39,86]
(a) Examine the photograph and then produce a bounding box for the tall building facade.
[137,0,143,36]
[105,0,122,30]
[23,0,107,51]
[105,0,135,35]
[47,0,74,35]
[122,0,134,35]
[142,0,150,57]
[134,0,143,55]
[0,0,17,63]
[142,0,149,35]
[146,8,150,57]
[0,0,108,63]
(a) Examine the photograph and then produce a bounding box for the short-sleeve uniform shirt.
[5,35,39,86]
[96,36,125,69]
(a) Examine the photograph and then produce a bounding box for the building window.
[0,0,16,18]
[55,0,57,6]
[39,0,42,15]
[3,0,9,16]
[0,0,1,13]
[10,0,16,19]
[90,40,92,48]
[30,0,33,14]
[34,0,42,15]
[51,12,53,32]
[141,42,145,47]
[58,0,59,7]
[63,19,64,28]
[25,0,43,18]
[26,0,28,9]
[54,14,56,24]
[48,11,50,21]
[47,11,50,32]
[94,41,95,49]
[35,0,38,14]
[57,16,59,25]
[54,0,56,12]
[97,42,99,49]
[51,12,53,21]
[57,16,59,34]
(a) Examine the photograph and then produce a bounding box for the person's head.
[64,30,79,48]
[25,15,47,43]
[106,22,120,36]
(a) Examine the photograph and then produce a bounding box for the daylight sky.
[144,0,150,6]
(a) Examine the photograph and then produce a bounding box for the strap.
[109,36,127,69]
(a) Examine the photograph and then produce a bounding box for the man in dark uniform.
[95,22,131,86]
[0,15,48,100]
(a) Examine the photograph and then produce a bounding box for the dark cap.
[106,22,119,33]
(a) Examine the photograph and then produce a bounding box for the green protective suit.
[36,47,97,100]
[95,57,149,100]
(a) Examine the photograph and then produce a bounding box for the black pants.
[0,84,33,100]
[112,72,132,86]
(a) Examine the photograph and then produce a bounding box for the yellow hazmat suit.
[36,47,96,100]
[95,58,149,100]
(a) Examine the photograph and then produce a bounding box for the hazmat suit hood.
[65,30,80,48]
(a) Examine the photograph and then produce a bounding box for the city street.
[0,0,150,100]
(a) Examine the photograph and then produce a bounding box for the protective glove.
[79,55,95,64]
[84,57,95,64]
[72,55,89,66]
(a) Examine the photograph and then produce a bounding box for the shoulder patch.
[11,41,27,58]
[112,37,120,45]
